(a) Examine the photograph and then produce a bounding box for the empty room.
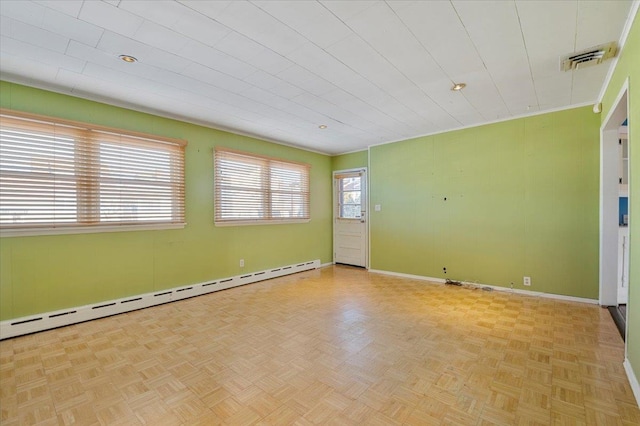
[0,0,639,425]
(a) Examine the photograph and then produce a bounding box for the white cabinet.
[618,227,629,304]
[619,126,628,196]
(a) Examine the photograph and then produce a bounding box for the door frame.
[333,167,368,268]
[599,78,630,348]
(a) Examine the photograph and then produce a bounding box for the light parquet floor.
[1,265,638,425]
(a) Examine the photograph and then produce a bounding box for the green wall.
[331,150,368,171]
[602,11,640,386]
[370,106,600,299]
[0,81,333,321]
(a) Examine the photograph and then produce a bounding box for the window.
[336,174,362,219]
[0,109,186,235]
[214,148,310,225]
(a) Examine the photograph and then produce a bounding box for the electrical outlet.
[240,259,244,267]
[523,276,531,286]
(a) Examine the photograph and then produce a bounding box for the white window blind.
[0,109,186,233]
[214,148,310,224]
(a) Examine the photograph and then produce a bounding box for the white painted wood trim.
[0,259,321,340]
[366,102,593,151]
[368,269,599,305]
[367,146,372,271]
[601,79,630,132]
[596,0,640,104]
[624,358,640,407]
[0,222,186,237]
[332,168,368,269]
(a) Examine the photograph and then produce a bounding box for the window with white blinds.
[214,148,310,225]
[0,109,186,235]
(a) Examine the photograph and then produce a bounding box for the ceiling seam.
[514,1,540,111]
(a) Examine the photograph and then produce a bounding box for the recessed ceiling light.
[119,55,138,63]
[319,124,327,129]
[451,83,466,91]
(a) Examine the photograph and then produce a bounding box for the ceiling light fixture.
[319,124,327,129]
[451,83,466,91]
[119,55,138,63]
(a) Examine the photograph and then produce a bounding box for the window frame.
[214,147,311,226]
[0,108,187,237]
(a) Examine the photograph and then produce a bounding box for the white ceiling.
[0,0,635,155]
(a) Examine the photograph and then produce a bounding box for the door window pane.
[338,175,361,219]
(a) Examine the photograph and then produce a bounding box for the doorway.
[600,80,630,342]
[333,168,368,268]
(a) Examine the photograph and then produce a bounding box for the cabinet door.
[619,136,628,195]
[617,228,629,304]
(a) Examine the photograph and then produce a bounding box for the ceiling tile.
[276,64,336,97]
[575,0,633,51]
[320,88,408,131]
[122,0,232,47]
[171,10,231,47]
[1,0,45,27]
[0,51,60,83]
[181,62,253,94]
[118,0,185,27]
[178,0,233,18]
[264,77,306,100]
[204,0,308,56]
[42,7,103,47]
[390,1,486,77]
[34,0,83,18]
[134,20,190,55]
[78,0,144,37]
[5,16,69,53]
[0,36,85,72]
[516,0,577,80]
[242,70,284,91]
[253,0,352,48]
[180,40,256,80]
[215,31,294,75]
[320,1,377,21]
[571,64,609,104]
[347,2,446,85]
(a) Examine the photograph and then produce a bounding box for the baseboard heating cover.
[0,259,321,340]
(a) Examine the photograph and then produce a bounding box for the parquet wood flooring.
[1,265,638,425]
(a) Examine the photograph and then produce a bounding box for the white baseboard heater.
[1,259,321,340]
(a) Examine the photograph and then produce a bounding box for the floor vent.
[1,259,321,339]
[560,41,617,71]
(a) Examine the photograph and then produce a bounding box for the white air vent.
[560,42,617,71]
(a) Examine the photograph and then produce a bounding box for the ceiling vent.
[560,41,617,71]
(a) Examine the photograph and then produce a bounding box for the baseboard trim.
[368,269,599,305]
[320,262,335,268]
[0,259,321,340]
[624,358,640,407]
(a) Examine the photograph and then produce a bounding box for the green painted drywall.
[331,150,368,171]
[602,11,640,387]
[370,106,600,299]
[0,81,332,321]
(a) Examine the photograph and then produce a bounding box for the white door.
[333,169,367,267]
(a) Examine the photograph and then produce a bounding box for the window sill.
[215,219,310,227]
[0,223,186,238]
